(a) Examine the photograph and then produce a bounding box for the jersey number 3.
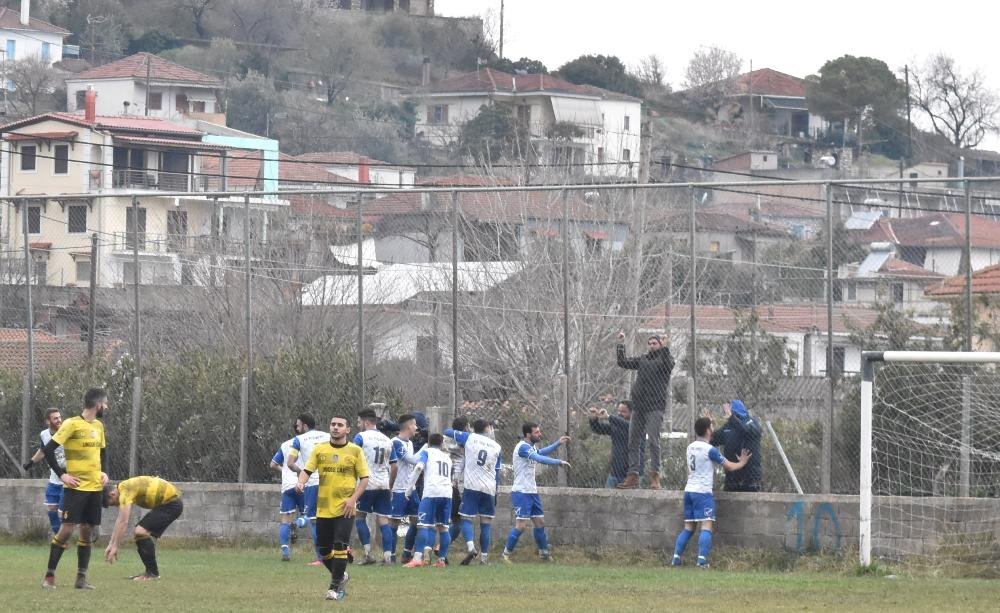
[688,454,696,471]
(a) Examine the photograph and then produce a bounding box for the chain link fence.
[0,176,993,495]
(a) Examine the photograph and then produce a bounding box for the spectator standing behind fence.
[615,332,674,490]
[709,400,763,492]
[588,401,645,489]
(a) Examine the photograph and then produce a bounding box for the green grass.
[2,543,999,612]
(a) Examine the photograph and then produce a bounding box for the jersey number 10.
[436,461,449,478]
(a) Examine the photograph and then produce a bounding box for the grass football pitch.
[2,542,999,611]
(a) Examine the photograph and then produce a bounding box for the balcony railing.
[111,232,270,256]
[110,170,227,193]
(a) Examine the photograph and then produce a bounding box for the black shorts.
[451,485,462,522]
[138,499,183,538]
[62,489,103,526]
[316,516,354,548]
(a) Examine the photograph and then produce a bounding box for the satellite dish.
[819,155,837,167]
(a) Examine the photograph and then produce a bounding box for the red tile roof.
[69,52,221,86]
[112,135,228,151]
[293,151,391,166]
[200,150,358,189]
[877,257,945,280]
[424,68,638,101]
[0,328,88,375]
[733,68,807,98]
[858,213,1000,249]
[649,209,791,238]
[0,7,70,35]
[4,131,78,141]
[926,263,1000,297]
[0,112,202,137]
[640,303,881,335]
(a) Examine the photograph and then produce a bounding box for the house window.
[126,206,147,250]
[909,171,919,190]
[517,104,531,128]
[597,147,605,164]
[32,257,46,285]
[708,241,720,253]
[762,155,769,162]
[6,40,15,62]
[847,281,857,301]
[27,205,41,233]
[75,90,86,109]
[623,115,630,131]
[122,261,138,285]
[41,42,51,63]
[148,92,162,110]
[176,94,188,113]
[54,145,69,175]
[891,282,904,305]
[191,100,206,113]
[622,148,631,163]
[75,258,91,283]
[339,0,351,7]
[430,105,449,125]
[21,145,36,171]
[68,205,87,233]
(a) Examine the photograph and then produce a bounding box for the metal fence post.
[238,193,252,483]
[87,232,97,358]
[130,196,142,476]
[451,191,459,420]
[688,187,697,415]
[964,180,973,351]
[559,189,570,486]
[356,192,365,411]
[823,183,834,494]
[21,200,35,463]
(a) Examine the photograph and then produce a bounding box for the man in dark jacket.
[615,332,674,489]
[710,399,763,492]
[588,401,645,488]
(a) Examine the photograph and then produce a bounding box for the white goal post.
[860,350,1000,567]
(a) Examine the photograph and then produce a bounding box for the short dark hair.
[618,400,631,409]
[298,413,316,429]
[695,416,713,437]
[358,409,378,423]
[84,388,106,409]
[452,416,469,431]
[428,433,443,446]
[648,334,663,342]
[44,407,61,420]
[329,414,349,426]
[522,422,539,436]
[472,419,489,434]
[397,413,415,427]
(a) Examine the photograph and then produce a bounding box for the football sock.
[47,510,61,534]
[356,518,371,553]
[331,547,349,588]
[404,524,418,553]
[379,524,395,555]
[533,527,549,552]
[461,519,475,550]
[674,528,694,556]
[136,535,159,576]
[438,529,451,560]
[449,523,461,543]
[480,523,493,554]
[505,528,523,553]
[698,529,713,562]
[76,538,92,575]
[279,523,292,547]
[46,535,68,575]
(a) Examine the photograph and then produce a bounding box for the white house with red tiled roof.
[65,52,223,123]
[412,68,642,179]
[0,92,285,288]
[837,242,948,324]
[0,4,70,67]
[291,152,416,187]
[713,68,830,139]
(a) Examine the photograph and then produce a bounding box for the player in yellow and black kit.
[40,387,109,590]
[295,414,369,602]
[104,476,183,581]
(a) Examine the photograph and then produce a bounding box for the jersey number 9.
[476,449,488,467]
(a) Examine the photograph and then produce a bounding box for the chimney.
[20,0,29,26]
[84,88,96,123]
[421,57,431,86]
[358,161,370,184]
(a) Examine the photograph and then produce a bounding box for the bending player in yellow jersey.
[41,388,109,590]
[104,476,183,581]
[295,414,369,602]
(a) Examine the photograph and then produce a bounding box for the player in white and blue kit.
[445,419,502,565]
[23,409,66,534]
[352,409,395,565]
[269,420,307,561]
[389,414,422,563]
[672,416,750,568]
[286,413,330,565]
[402,433,453,567]
[502,422,571,563]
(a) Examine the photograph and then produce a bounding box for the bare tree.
[5,57,60,117]
[635,54,667,90]
[181,0,216,38]
[683,46,743,109]
[912,53,1000,149]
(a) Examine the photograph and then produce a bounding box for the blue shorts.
[302,485,319,519]
[416,496,452,527]
[683,491,716,522]
[357,489,392,517]
[279,488,304,514]
[458,489,496,519]
[511,492,544,520]
[44,482,64,509]
[390,491,420,519]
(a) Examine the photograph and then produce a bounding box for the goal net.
[860,351,1000,570]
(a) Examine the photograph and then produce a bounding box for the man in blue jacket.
[709,400,762,492]
[588,401,644,489]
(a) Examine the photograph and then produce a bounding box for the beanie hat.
[730,399,748,419]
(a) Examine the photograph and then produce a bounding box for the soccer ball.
[295,516,309,529]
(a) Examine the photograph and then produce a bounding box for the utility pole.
[498,0,505,60]
[87,232,97,358]
[144,54,151,116]
[747,59,753,147]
